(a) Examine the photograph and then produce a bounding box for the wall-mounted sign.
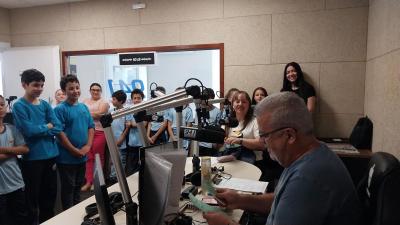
[119,52,156,65]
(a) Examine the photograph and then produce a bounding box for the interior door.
[1,46,61,104]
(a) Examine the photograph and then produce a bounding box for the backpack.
[349,116,373,149]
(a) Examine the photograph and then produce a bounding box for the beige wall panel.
[10,4,70,34]
[224,0,323,17]
[0,8,10,34]
[364,50,400,156]
[104,23,179,49]
[364,58,386,122]
[224,64,284,96]
[181,16,271,66]
[39,29,105,51]
[366,0,400,59]
[11,34,41,47]
[370,118,384,152]
[69,0,140,30]
[0,34,10,42]
[319,62,365,114]
[63,29,105,51]
[381,128,400,157]
[315,113,362,138]
[326,0,369,9]
[380,50,400,156]
[39,32,67,49]
[364,57,387,152]
[272,7,368,63]
[140,0,223,24]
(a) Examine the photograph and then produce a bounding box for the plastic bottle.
[201,156,211,195]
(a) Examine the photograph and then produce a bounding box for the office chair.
[357,152,400,225]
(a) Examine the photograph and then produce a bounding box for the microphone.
[151,90,165,98]
[218,100,239,127]
[206,98,225,105]
[219,116,239,128]
[179,126,225,144]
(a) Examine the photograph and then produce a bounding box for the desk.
[42,157,261,225]
[319,138,372,185]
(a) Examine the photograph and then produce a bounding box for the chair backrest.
[357,152,400,225]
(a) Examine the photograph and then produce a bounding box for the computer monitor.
[94,154,116,225]
[139,142,187,225]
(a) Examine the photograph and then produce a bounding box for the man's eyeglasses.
[259,127,291,144]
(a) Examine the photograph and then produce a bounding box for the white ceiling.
[0,0,88,9]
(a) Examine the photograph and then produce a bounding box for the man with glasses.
[204,92,361,225]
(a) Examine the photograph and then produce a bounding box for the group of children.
[0,69,198,225]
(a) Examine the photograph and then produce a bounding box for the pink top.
[83,98,110,131]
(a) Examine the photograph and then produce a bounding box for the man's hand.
[215,188,241,210]
[203,212,236,225]
[47,123,54,129]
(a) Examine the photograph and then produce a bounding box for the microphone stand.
[175,106,183,150]
[100,86,199,225]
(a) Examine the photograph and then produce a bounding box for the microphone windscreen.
[180,126,225,144]
[185,86,201,99]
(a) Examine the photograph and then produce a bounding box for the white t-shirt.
[228,117,263,161]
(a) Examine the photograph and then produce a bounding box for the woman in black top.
[281,62,316,112]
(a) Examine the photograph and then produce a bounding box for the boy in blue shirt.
[0,95,30,225]
[109,90,130,179]
[125,89,145,175]
[12,69,62,224]
[147,86,171,145]
[54,75,94,210]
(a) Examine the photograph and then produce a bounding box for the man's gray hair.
[254,92,313,135]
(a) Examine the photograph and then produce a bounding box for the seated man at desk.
[204,92,361,225]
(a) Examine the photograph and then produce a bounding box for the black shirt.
[288,81,316,104]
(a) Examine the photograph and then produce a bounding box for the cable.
[131,190,138,198]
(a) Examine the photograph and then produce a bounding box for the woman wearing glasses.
[281,62,316,113]
[81,83,110,191]
[219,91,264,165]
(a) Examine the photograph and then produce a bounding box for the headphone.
[83,192,124,224]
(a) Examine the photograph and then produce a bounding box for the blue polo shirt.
[54,101,94,164]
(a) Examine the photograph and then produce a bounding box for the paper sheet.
[215,177,268,193]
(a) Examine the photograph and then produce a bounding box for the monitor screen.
[139,150,172,225]
[138,142,187,225]
[94,154,116,225]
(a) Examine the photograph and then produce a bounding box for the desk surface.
[42,157,261,225]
